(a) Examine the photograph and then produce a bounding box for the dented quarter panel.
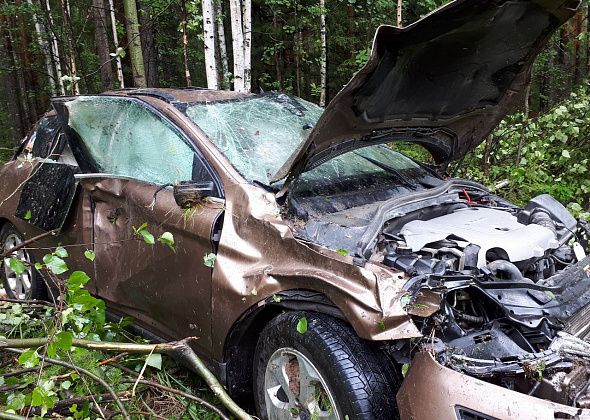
[210,181,420,360]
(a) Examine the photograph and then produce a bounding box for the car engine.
[379,188,590,409]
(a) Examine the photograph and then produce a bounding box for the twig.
[0,229,58,259]
[129,411,168,420]
[2,348,130,420]
[121,378,230,420]
[0,298,53,306]
[0,367,39,378]
[0,412,26,420]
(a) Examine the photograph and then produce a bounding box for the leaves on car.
[203,253,216,268]
[296,317,308,334]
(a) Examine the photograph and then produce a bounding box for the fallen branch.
[0,412,26,420]
[3,348,130,420]
[0,337,253,420]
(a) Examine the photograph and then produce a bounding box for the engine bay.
[378,188,590,409]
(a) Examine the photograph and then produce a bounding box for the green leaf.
[377,321,386,331]
[61,380,72,390]
[544,290,556,300]
[139,229,155,245]
[84,249,96,261]
[18,349,39,368]
[67,271,90,290]
[6,393,26,411]
[43,254,69,275]
[8,257,26,276]
[203,253,216,268]
[336,248,349,257]
[251,288,258,296]
[54,246,68,258]
[401,363,410,377]
[24,210,32,220]
[400,294,412,308]
[296,317,308,334]
[562,149,571,159]
[54,331,73,351]
[146,353,162,370]
[272,294,282,303]
[158,232,176,252]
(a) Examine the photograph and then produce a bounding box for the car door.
[56,96,224,356]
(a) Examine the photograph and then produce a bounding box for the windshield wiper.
[353,152,417,190]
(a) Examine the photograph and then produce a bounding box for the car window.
[25,115,62,159]
[185,93,322,185]
[65,97,198,186]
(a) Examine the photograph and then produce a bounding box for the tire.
[0,223,47,300]
[254,311,401,420]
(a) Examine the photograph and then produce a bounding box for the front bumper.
[397,352,590,420]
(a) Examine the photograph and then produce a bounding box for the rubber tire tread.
[254,311,401,420]
[0,223,47,300]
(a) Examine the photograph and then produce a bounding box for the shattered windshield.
[185,93,322,184]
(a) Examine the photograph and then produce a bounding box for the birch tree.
[60,0,79,94]
[319,0,327,106]
[242,0,251,91]
[108,0,125,88]
[397,0,403,27]
[44,0,65,94]
[181,0,192,86]
[229,0,245,92]
[202,0,217,89]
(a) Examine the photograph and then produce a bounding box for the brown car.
[1,0,589,419]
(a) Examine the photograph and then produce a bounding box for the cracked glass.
[66,97,195,185]
[185,93,323,185]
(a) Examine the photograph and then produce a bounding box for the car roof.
[103,87,252,104]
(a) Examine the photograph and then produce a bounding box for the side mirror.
[173,181,215,209]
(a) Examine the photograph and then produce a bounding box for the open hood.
[273,0,579,182]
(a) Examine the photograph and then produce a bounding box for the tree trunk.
[0,23,27,144]
[202,0,217,89]
[272,12,283,90]
[108,0,125,88]
[44,0,66,95]
[180,0,192,86]
[242,0,251,91]
[229,0,245,92]
[92,0,114,90]
[60,0,79,94]
[123,0,147,88]
[319,0,327,106]
[396,0,403,27]
[15,0,39,121]
[138,2,157,87]
[215,0,229,89]
[26,0,57,95]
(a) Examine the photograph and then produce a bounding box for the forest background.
[0,0,589,213]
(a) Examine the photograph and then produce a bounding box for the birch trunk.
[202,0,217,89]
[319,0,327,107]
[215,0,229,89]
[108,0,125,88]
[181,0,192,86]
[396,0,403,27]
[26,0,57,95]
[123,0,147,88]
[44,0,65,94]
[242,0,251,91]
[229,0,245,92]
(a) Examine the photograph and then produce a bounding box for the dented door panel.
[81,177,223,355]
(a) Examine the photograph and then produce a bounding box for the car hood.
[273,0,579,182]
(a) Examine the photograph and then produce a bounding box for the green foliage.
[296,316,308,334]
[459,84,590,216]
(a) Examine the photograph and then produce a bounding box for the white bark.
[215,0,229,89]
[44,0,65,95]
[319,0,327,107]
[108,0,125,88]
[202,0,218,89]
[241,0,251,91]
[397,0,403,27]
[229,0,245,92]
[27,0,57,95]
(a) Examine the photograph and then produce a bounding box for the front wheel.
[254,312,401,420]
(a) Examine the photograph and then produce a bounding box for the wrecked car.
[1,0,589,418]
